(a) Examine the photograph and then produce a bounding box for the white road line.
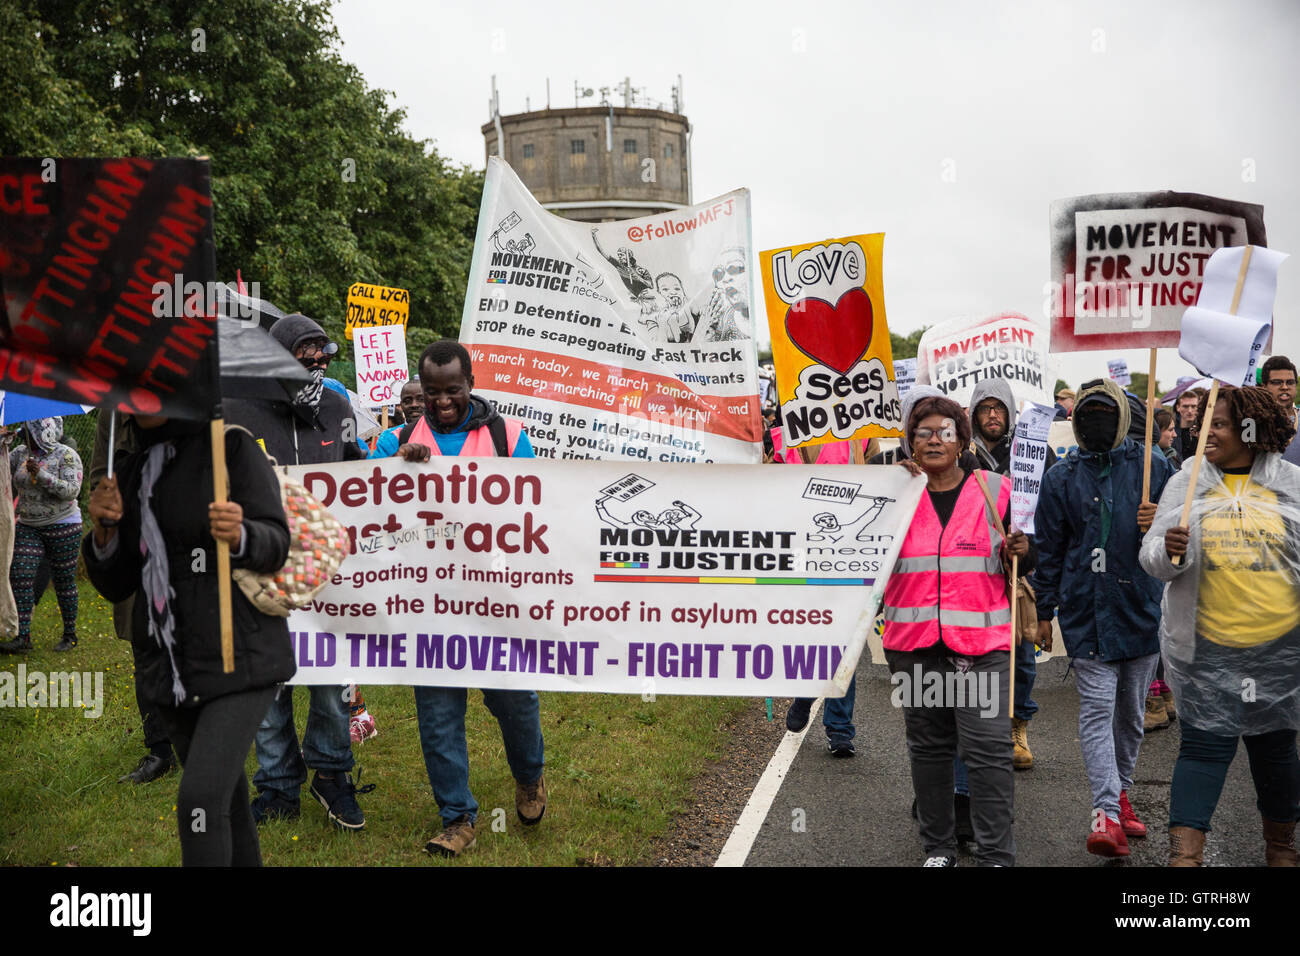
[714,698,823,867]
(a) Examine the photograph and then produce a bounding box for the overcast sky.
[333,0,1299,393]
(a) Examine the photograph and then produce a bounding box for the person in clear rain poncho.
[1140,385,1300,867]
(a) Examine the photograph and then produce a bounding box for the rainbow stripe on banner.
[594,575,873,586]
[600,561,649,569]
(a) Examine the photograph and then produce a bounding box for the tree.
[890,326,927,360]
[7,0,483,341]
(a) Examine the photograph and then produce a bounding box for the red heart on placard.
[784,288,874,376]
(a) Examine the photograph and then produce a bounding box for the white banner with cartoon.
[458,157,761,465]
[284,457,923,696]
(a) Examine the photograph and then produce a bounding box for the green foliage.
[3,0,483,342]
[1054,378,1070,396]
[889,327,927,360]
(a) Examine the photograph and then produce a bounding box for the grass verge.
[0,580,752,866]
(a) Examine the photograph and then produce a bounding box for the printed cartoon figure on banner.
[284,456,925,698]
[459,158,761,464]
[760,233,902,449]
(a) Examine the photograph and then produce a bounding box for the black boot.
[54,633,77,652]
[0,635,31,654]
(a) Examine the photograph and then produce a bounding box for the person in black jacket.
[84,417,294,866]
[224,312,370,830]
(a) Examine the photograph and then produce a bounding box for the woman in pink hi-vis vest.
[882,394,1032,868]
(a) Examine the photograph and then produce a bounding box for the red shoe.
[1086,815,1131,857]
[1118,791,1146,838]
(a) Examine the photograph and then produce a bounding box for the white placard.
[354,325,408,407]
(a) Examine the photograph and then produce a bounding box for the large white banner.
[459,158,761,465]
[915,311,1053,409]
[284,458,923,697]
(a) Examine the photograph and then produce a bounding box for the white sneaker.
[922,854,956,867]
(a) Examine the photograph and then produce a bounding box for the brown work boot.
[1160,688,1177,721]
[1262,817,1298,867]
[516,774,547,825]
[1168,826,1205,866]
[1143,694,1170,732]
[425,814,476,858]
[1011,717,1033,770]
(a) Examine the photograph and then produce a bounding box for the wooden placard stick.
[1008,553,1018,712]
[211,417,235,672]
[1172,245,1254,566]
[1141,347,1157,503]
[850,436,865,465]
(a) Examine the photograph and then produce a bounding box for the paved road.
[745,657,1272,867]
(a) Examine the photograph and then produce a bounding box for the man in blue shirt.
[390,341,543,857]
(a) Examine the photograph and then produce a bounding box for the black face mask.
[1076,405,1118,452]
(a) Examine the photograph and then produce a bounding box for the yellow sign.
[345,282,410,340]
[759,233,901,448]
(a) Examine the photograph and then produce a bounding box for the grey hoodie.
[968,378,1017,465]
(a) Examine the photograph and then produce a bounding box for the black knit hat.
[269,313,332,353]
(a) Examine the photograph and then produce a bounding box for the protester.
[883,394,1033,867]
[83,416,293,866]
[872,385,979,842]
[1260,356,1300,465]
[368,379,425,459]
[1054,388,1075,421]
[968,381,1058,771]
[1141,385,1300,867]
[1032,378,1175,858]
[0,417,82,654]
[1154,407,1181,469]
[1175,387,1205,461]
[87,412,178,784]
[225,312,371,831]
[392,340,546,858]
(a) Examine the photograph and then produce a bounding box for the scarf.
[293,367,325,412]
[138,441,186,705]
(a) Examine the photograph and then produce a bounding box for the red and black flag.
[0,157,219,419]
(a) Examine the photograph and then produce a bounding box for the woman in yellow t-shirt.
[1140,386,1300,868]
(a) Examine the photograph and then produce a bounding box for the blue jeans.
[822,678,857,741]
[253,684,353,797]
[1015,637,1038,720]
[1170,726,1300,831]
[414,686,545,826]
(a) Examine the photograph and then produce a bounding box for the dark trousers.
[1169,725,1300,831]
[159,686,277,867]
[887,649,1015,866]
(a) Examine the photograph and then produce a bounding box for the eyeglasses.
[713,264,745,282]
[295,340,339,359]
[913,427,957,443]
[975,401,1005,415]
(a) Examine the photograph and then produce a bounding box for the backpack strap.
[971,469,1007,541]
[488,416,509,458]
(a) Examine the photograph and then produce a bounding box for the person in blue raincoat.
[1032,378,1175,858]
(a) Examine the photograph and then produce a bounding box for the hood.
[899,384,946,456]
[969,378,1017,452]
[1124,390,1148,442]
[25,417,63,456]
[1072,378,1130,452]
[269,313,328,353]
[426,393,500,435]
